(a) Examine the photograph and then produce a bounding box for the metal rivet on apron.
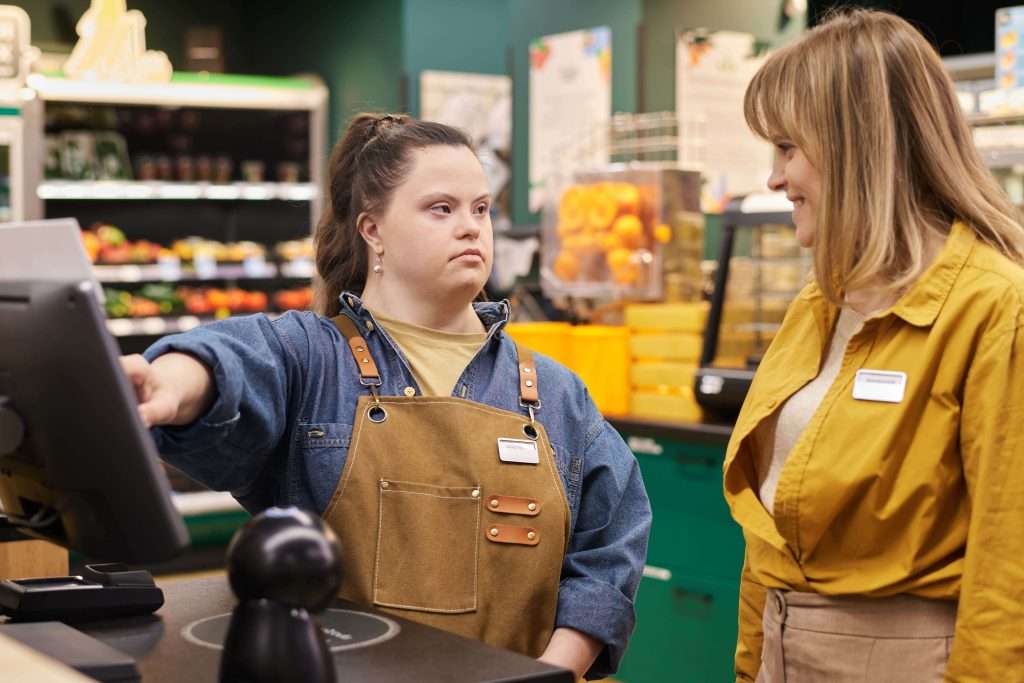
[366,322,375,332]
[523,424,538,440]
[356,346,364,352]
[361,358,369,364]
[527,531,536,541]
[368,405,388,423]
[403,387,415,397]
[489,527,499,537]
[527,502,537,511]
[524,367,532,374]
[380,480,390,489]
[471,489,480,498]
[307,428,325,439]
[525,380,534,388]
[489,499,499,508]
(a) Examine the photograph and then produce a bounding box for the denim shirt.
[145,293,651,677]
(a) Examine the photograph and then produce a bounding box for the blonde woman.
[724,9,1024,682]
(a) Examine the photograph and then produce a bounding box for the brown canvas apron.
[321,315,571,657]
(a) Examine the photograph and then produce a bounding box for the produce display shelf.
[105,312,285,337]
[94,262,282,283]
[38,180,318,202]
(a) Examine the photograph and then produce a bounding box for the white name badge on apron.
[852,369,907,403]
[497,438,540,464]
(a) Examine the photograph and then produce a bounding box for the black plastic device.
[0,563,164,622]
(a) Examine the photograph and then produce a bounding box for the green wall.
[402,0,509,117]
[244,0,402,144]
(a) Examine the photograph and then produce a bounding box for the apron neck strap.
[514,343,540,407]
[332,315,382,386]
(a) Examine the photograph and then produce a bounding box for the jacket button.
[489,499,499,508]
[403,387,415,397]
[489,527,499,537]
[527,502,537,511]
[365,322,375,332]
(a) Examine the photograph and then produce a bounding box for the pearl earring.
[372,263,382,274]
[372,254,383,274]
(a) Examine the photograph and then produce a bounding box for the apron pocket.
[373,479,480,613]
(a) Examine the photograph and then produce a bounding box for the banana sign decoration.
[64,0,172,83]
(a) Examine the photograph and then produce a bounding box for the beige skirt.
[756,589,957,683]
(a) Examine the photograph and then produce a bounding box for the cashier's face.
[372,145,493,301]
[767,140,820,248]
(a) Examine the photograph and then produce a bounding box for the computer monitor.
[0,275,189,563]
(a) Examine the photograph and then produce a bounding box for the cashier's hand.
[121,354,183,427]
[539,627,603,680]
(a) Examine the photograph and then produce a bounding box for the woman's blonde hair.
[744,8,1024,304]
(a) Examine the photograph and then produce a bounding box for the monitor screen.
[0,275,188,563]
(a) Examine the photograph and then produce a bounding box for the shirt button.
[767,399,778,410]
[403,386,415,397]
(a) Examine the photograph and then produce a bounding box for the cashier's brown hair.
[744,8,1024,304]
[314,113,474,316]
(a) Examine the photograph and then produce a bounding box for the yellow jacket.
[723,221,1024,682]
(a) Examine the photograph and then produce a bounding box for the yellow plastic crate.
[629,332,702,363]
[624,301,709,333]
[570,325,630,416]
[505,322,572,367]
[630,389,703,423]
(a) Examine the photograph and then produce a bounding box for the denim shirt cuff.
[555,576,636,679]
[144,340,241,450]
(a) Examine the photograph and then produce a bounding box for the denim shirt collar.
[337,291,511,339]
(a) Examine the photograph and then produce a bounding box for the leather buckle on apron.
[485,523,540,546]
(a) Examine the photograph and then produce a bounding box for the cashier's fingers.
[120,354,154,403]
[137,390,180,428]
[120,354,177,427]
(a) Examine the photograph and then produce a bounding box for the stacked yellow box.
[625,302,708,423]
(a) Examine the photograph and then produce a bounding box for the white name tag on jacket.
[852,369,907,403]
[497,438,540,464]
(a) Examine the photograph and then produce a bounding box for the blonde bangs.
[744,45,815,152]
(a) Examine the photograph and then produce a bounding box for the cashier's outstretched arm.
[121,352,215,428]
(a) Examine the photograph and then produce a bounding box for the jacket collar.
[798,220,975,328]
[337,291,511,336]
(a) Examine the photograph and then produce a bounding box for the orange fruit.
[558,186,586,232]
[586,189,618,232]
[553,250,581,281]
[613,183,641,215]
[606,247,632,271]
[612,214,645,249]
[600,232,623,252]
[654,223,673,244]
